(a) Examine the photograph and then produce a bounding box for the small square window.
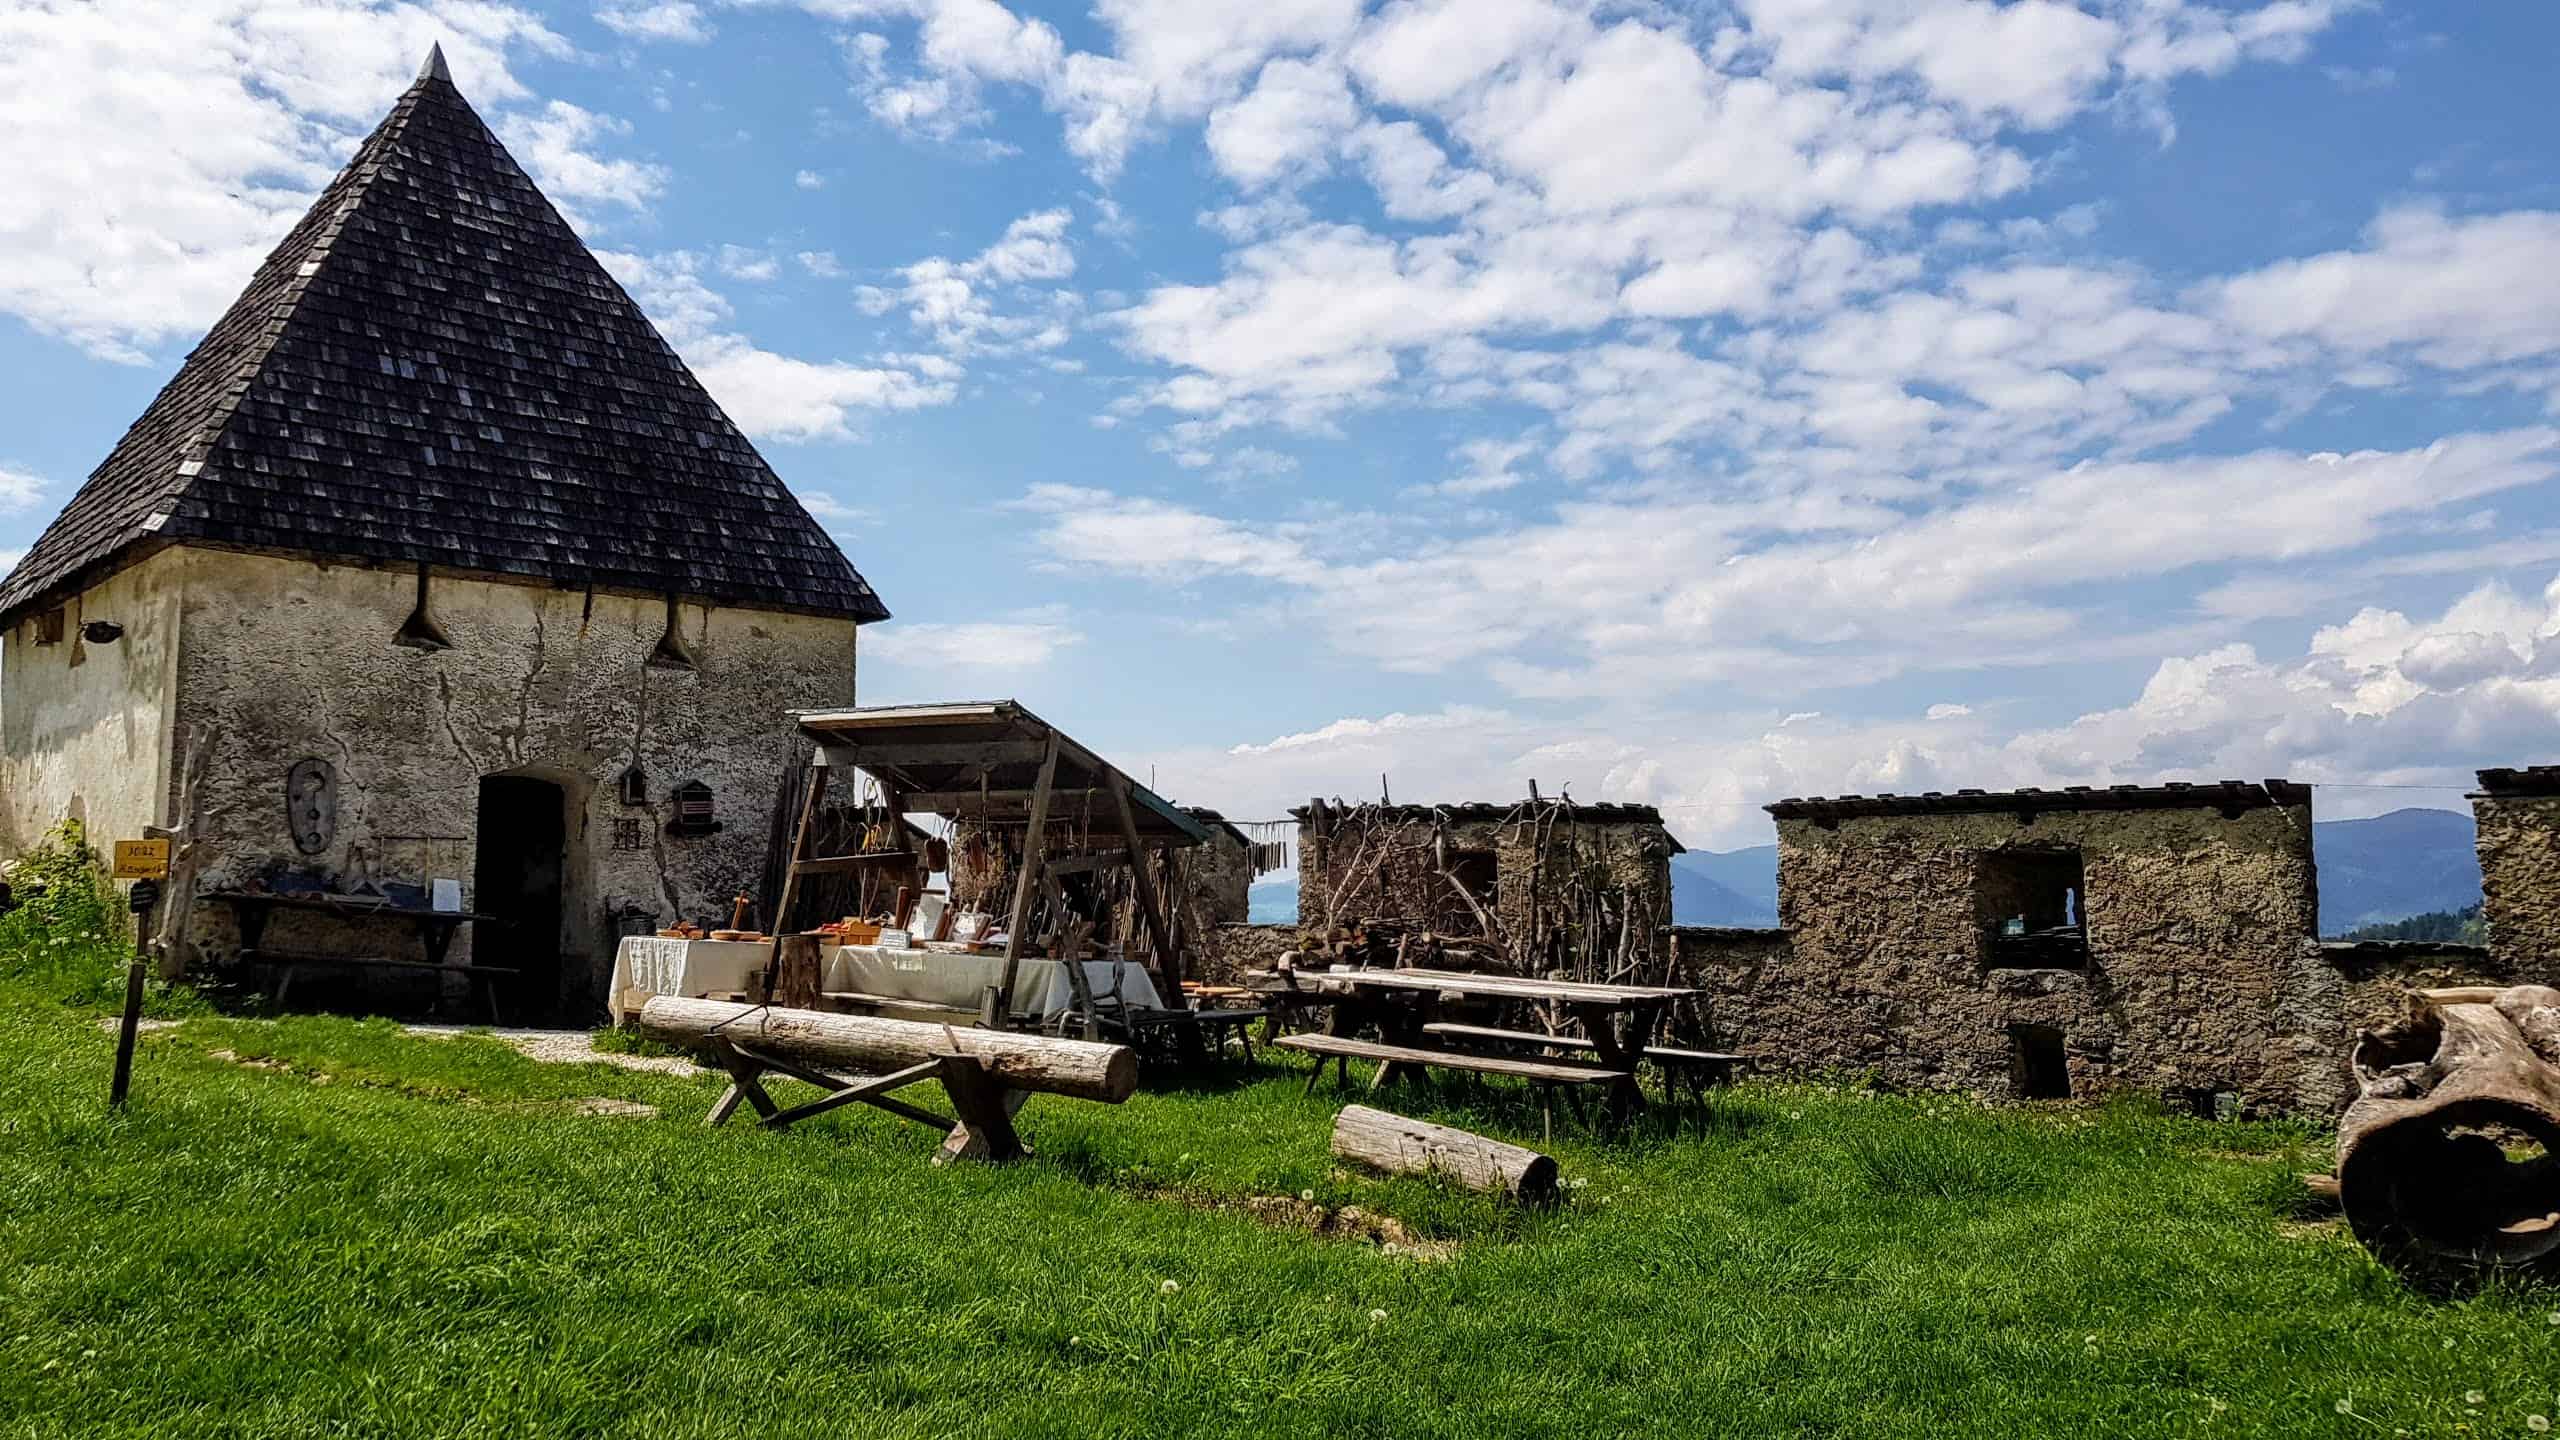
[1976,847,2087,968]
[32,609,64,645]
[612,817,646,852]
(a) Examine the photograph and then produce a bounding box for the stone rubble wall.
[2477,793,2560,975]
[1763,803,2318,1107]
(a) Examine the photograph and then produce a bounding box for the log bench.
[1644,1046,1749,1109]
[1273,1032,1628,1131]
[638,996,1135,1164]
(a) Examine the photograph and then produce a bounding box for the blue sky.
[4,0,2559,850]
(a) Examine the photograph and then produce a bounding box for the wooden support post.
[762,756,831,993]
[1108,776,1182,997]
[933,1050,1031,1165]
[992,736,1060,1022]
[772,933,824,1010]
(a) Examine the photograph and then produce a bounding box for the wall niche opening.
[2009,1023,2070,1100]
[1976,846,2087,968]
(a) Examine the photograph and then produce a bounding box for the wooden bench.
[1645,1046,1749,1107]
[251,950,517,1025]
[1274,1032,1627,1130]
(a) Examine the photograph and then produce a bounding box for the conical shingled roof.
[0,57,888,626]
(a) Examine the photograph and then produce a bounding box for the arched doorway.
[474,775,567,1021]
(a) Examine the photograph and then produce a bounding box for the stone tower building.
[0,50,886,1019]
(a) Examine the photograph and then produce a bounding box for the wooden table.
[1319,967,1700,1119]
[208,892,510,1022]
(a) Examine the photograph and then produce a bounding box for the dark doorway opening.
[475,776,566,1021]
[2009,1023,2070,1100]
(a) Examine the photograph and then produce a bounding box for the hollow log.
[1330,1104,1559,1203]
[2338,984,2560,1278]
[638,996,1138,1104]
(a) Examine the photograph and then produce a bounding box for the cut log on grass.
[2337,984,2560,1280]
[637,996,1138,1103]
[1330,1104,1559,1204]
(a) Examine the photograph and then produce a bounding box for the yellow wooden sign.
[112,839,170,880]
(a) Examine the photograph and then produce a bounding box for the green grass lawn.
[4,979,2557,1439]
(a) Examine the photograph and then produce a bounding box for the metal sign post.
[108,845,168,1108]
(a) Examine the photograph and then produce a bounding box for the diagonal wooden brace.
[931,1049,1032,1165]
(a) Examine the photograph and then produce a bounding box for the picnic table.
[1293,966,1703,1120]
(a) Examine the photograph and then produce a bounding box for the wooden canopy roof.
[793,701,1211,846]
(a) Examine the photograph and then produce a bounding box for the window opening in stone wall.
[2009,1023,2070,1099]
[648,593,696,671]
[1976,846,2088,967]
[394,565,452,650]
[1433,848,1499,933]
[612,816,646,852]
[32,608,63,645]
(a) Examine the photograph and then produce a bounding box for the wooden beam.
[993,735,1061,1021]
[1110,773,1183,996]
[791,850,919,877]
[1041,849,1132,876]
[835,740,1054,770]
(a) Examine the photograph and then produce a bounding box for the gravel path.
[401,1024,701,1076]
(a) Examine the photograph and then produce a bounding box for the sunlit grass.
[2,977,2555,1438]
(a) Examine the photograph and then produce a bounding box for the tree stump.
[2338,984,2560,1281]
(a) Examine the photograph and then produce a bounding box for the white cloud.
[857,208,1078,353]
[0,466,46,513]
[715,244,781,281]
[494,101,670,221]
[865,618,1083,668]
[0,0,574,362]
[601,249,957,441]
[1205,58,1359,189]
[794,488,871,533]
[795,168,826,188]
[1022,431,2560,693]
[1141,575,2560,848]
[598,1,712,43]
[2212,207,2560,370]
[796,249,845,277]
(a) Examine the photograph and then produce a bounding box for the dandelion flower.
[1368,1309,1387,1323]
[2526,1417,2548,1434]
[1159,1279,1180,1296]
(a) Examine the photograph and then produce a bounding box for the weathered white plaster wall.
[0,547,183,855]
[166,549,856,1017]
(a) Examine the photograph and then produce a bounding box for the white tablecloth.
[607,937,771,1021]
[825,944,1163,1020]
